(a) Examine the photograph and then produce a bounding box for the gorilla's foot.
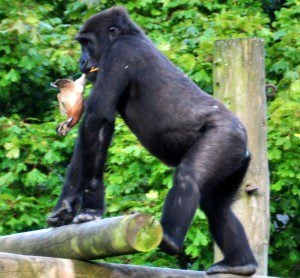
[206,261,257,276]
[56,117,73,136]
[47,200,76,227]
[159,234,183,255]
[73,209,103,224]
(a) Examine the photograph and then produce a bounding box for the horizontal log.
[0,252,275,278]
[0,252,206,277]
[0,252,111,278]
[0,214,162,260]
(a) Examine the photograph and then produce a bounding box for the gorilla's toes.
[206,261,257,276]
[72,209,102,224]
[159,234,183,255]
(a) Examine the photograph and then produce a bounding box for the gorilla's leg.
[160,163,200,255]
[202,174,258,275]
[47,114,113,227]
[160,128,257,275]
[72,177,105,224]
[47,142,83,227]
[204,207,257,275]
[72,119,113,224]
[197,134,257,275]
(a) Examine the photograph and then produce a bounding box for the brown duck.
[51,74,86,136]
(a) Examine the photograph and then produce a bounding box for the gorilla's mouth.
[85,66,100,82]
[89,66,99,73]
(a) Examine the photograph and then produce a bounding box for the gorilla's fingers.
[73,209,102,224]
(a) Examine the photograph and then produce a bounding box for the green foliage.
[266,1,300,276]
[0,0,299,276]
[0,116,76,234]
[0,0,80,118]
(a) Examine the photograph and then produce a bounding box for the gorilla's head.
[75,7,143,82]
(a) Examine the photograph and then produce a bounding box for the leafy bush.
[266,2,300,276]
[0,116,75,234]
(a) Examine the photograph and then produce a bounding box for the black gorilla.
[47,7,257,275]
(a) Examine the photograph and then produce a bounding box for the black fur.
[47,7,257,275]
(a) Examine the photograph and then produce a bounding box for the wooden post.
[213,38,270,275]
[0,213,162,260]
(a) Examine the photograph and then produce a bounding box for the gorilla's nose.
[79,56,88,73]
[79,57,86,67]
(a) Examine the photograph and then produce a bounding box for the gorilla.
[47,7,257,275]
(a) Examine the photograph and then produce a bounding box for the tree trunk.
[0,252,207,278]
[213,38,270,275]
[0,213,162,260]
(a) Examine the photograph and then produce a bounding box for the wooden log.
[0,252,113,278]
[213,38,270,275]
[0,252,275,278]
[0,252,206,278]
[0,213,162,260]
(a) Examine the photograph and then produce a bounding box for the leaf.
[178,53,196,72]
[24,168,47,187]
[273,29,287,40]
[0,172,15,186]
[290,80,300,93]
[43,150,61,164]
[4,142,20,159]
[146,190,158,199]
[11,20,26,34]
[5,69,20,83]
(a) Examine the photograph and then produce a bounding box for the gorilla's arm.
[47,51,130,226]
[80,59,130,179]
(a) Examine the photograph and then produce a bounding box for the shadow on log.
[0,214,162,260]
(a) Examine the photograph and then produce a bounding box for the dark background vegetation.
[0,0,299,276]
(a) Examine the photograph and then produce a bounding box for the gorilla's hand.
[47,199,77,227]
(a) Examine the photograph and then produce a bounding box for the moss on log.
[0,214,162,260]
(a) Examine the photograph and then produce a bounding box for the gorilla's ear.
[109,6,142,36]
[110,26,121,37]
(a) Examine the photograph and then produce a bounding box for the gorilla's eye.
[110,27,120,37]
[80,39,90,47]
